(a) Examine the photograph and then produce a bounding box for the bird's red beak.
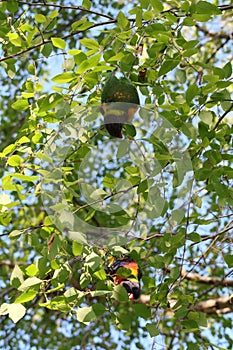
[128,293,134,300]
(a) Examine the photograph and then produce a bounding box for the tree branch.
[195,295,233,315]
[0,19,116,63]
[179,269,233,287]
[138,294,233,315]
[0,260,27,268]
[15,1,115,20]
[195,23,232,40]
[73,184,137,214]
[213,103,233,130]
[218,5,233,11]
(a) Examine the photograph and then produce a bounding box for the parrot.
[100,74,140,138]
[107,256,141,300]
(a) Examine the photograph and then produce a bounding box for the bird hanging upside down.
[107,256,141,300]
[100,74,140,138]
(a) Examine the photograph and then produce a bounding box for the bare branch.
[0,260,27,268]
[180,269,233,287]
[0,287,15,299]
[195,295,233,315]
[195,23,232,40]
[218,5,233,11]
[138,294,233,315]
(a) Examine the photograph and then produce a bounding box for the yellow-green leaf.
[14,290,37,304]
[51,37,66,50]
[7,155,22,167]
[35,14,47,23]
[11,99,29,111]
[52,72,75,83]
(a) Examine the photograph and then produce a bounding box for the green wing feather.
[101,75,140,138]
[101,76,139,105]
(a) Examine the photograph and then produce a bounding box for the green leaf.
[112,285,129,302]
[124,124,137,137]
[224,254,233,268]
[150,0,163,12]
[129,8,142,27]
[17,136,30,144]
[82,0,92,9]
[85,252,102,271]
[11,100,29,111]
[76,306,96,324]
[137,179,148,194]
[1,144,16,157]
[7,32,22,46]
[120,52,136,72]
[148,255,165,268]
[175,69,186,83]
[18,277,42,291]
[45,284,65,294]
[49,10,59,19]
[186,84,199,105]
[79,38,99,50]
[51,37,66,50]
[223,61,232,79]
[133,304,151,319]
[72,241,83,256]
[146,323,160,337]
[10,265,24,289]
[103,174,117,189]
[25,264,39,277]
[195,1,221,15]
[158,59,180,76]
[14,290,37,304]
[8,304,26,323]
[116,267,132,278]
[199,111,213,125]
[171,209,185,223]
[117,140,129,158]
[52,72,75,84]
[13,173,39,182]
[35,14,47,23]
[72,18,94,31]
[92,303,105,316]
[94,269,106,280]
[8,230,22,238]
[41,43,53,57]
[117,11,129,29]
[7,155,22,166]
[6,0,19,13]
[76,54,101,74]
[73,51,87,64]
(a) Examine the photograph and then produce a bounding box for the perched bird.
[100,74,140,138]
[107,256,141,300]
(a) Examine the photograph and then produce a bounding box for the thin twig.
[0,19,117,63]
[15,1,115,20]
[73,184,137,214]
[213,103,233,130]
[218,4,233,11]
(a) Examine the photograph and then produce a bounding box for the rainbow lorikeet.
[107,256,141,300]
[100,75,140,138]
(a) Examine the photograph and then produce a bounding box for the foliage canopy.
[0,0,233,349]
